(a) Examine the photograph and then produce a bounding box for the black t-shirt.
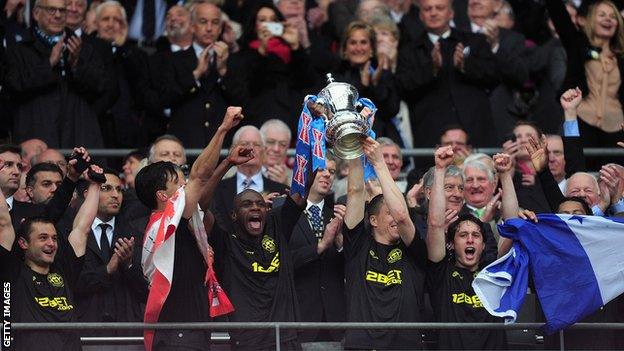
[0,241,84,351]
[210,196,303,349]
[427,260,507,350]
[158,218,209,323]
[343,220,426,350]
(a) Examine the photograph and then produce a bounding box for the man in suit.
[24,162,63,205]
[3,0,110,148]
[289,156,346,349]
[120,0,178,48]
[74,169,147,332]
[0,144,88,229]
[161,2,247,149]
[462,0,529,144]
[260,119,292,186]
[211,125,287,234]
[395,0,499,147]
[141,4,194,141]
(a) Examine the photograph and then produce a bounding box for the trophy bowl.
[315,74,370,160]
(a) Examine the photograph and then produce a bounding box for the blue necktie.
[308,205,323,237]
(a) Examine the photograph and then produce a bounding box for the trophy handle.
[306,99,328,121]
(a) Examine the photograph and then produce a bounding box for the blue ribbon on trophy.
[291,74,378,197]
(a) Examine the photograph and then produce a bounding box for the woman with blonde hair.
[546,0,624,147]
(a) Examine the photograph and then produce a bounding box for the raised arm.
[427,146,454,263]
[344,156,365,229]
[201,146,254,233]
[363,137,416,245]
[0,161,15,251]
[185,106,244,219]
[493,153,520,220]
[69,166,103,257]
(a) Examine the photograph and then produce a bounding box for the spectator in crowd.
[0,145,87,230]
[371,15,414,149]
[546,0,624,147]
[546,134,568,192]
[4,0,110,148]
[148,134,187,166]
[140,4,194,142]
[426,146,510,349]
[237,1,315,134]
[161,1,247,148]
[260,119,292,186]
[25,163,64,205]
[122,0,178,48]
[356,0,391,24]
[396,0,500,147]
[463,0,529,143]
[289,155,346,349]
[502,120,551,213]
[210,125,287,233]
[66,0,87,35]
[32,148,68,176]
[121,150,145,189]
[378,137,407,191]
[94,0,148,148]
[74,168,147,332]
[439,125,473,166]
[0,164,102,351]
[333,21,401,144]
[19,139,48,172]
[342,137,425,349]
[462,156,499,224]
[134,107,245,350]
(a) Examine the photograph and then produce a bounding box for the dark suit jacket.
[289,196,345,342]
[396,29,500,147]
[160,47,247,148]
[210,175,288,234]
[74,217,148,331]
[10,177,76,229]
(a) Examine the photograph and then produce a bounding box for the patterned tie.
[242,178,254,190]
[308,205,323,236]
[99,223,111,260]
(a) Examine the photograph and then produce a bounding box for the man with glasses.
[4,0,111,148]
[260,119,292,186]
[73,168,147,331]
[211,126,287,233]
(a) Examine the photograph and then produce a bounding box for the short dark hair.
[135,161,181,210]
[17,216,55,243]
[446,214,486,243]
[440,124,470,143]
[122,149,146,165]
[0,144,22,156]
[367,194,385,217]
[558,196,593,215]
[25,163,63,188]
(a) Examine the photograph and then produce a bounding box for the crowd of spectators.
[1,0,624,350]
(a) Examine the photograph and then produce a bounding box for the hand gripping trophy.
[306,73,377,159]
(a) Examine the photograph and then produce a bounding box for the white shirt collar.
[306,199,325,212]
[236,171,264,193]
[5,196,13,211]
[192,41,205,58]
[171,43,190,52]
[92,217,116,236]
[427,29,451,44]
[470,21,482,34]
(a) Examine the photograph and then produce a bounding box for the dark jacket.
[332,61,401,144]
[160,46,247,148]
[289,196,345,342]
[74,218,147,330]
[237,46,316,135]
[3,29,111,148]
[396,29,500,147]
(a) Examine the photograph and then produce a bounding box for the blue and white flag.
[473,214,624,334]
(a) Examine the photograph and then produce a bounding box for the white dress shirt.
[236,171,264,194]
[91,217,116,249]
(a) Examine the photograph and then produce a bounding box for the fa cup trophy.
[307,74,373,159]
